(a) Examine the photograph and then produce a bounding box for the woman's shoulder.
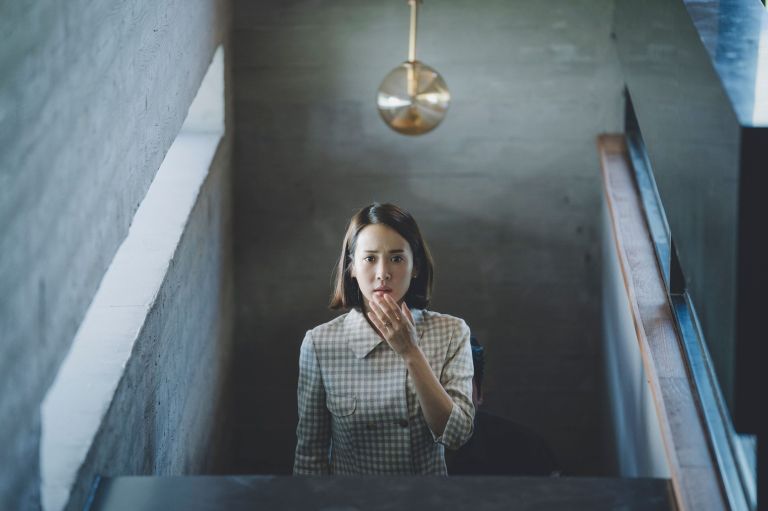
[420,309,470,334]
[301,312,360,358]
[417,310,470,354]
[304,312,350,342]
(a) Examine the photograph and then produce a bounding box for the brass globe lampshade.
[377,0,450,135]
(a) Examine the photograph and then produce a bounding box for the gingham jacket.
[293,307,475,475]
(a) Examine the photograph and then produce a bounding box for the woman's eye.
[363,256,375,262]
[392,256,404,263]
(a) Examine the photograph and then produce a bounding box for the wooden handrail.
[599,134,728,511]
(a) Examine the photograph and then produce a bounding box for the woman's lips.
[373,289,392,294]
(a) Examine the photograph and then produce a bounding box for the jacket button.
[366,422,377,430]
[397,419,409,428]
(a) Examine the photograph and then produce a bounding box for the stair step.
[86,475,674,511]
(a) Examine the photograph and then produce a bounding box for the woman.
[293,203,475,475]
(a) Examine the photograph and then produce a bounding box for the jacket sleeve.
[431,319,475,450]
[293,330,331,475]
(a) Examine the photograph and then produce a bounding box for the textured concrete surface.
[41,122,229,510]
[231,0,624,475]
[0,1,230,509]
[58,135,234,511]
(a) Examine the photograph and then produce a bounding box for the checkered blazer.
[293,307,475,475]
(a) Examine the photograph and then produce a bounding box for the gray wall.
[0,1,230,509]
[64,142,235,511]
[232,0,623,474]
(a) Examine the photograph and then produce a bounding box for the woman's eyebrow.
[363,249,406,253]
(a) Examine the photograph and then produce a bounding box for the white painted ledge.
[40,46,224,511]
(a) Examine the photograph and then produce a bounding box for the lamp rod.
[408,0,421,62]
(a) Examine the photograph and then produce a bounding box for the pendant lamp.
[376,0,450,136]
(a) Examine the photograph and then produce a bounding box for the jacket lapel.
[346,308,382,359]
[346,307,426,359]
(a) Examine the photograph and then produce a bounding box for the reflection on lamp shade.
[376,61,450,135]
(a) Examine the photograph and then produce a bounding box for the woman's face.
[350,224,416,311]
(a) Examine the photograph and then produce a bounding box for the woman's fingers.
[367,311,386,332]
[370,299,398,334]
[373,295,398,325]
[381,294,403,322]
[369,297,420,357]
[370,295,416,339]
[368,299,389,326]
[401,301,415,325]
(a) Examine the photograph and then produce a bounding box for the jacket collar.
[345,307,426,359]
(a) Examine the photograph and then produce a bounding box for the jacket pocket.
[326,393,356,417]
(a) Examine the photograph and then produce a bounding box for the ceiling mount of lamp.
[376,0,450,136]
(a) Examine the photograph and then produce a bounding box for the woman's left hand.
[367,294,419,358]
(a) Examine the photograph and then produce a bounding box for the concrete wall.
[232,0,624,474]
[61,140,234,511]
[601,203,669,477]
[0,1,230,509]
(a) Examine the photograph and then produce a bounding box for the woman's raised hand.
[367,294,419,358]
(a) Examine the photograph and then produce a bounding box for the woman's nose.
[376,265,390,280]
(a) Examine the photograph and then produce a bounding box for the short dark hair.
[470,336,485,392]
[330,203,434,310]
